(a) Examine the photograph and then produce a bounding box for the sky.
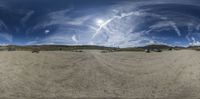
[0,0,200,47]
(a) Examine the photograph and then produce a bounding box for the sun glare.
[96,19,104,26]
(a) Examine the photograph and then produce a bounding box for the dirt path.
[89,50,200,99]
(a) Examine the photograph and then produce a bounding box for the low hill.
[142,44,173,49]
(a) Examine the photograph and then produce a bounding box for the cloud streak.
[72,35,78,43]
[0,33,13,42]
[21,10,34,26]
[149,21,181,36]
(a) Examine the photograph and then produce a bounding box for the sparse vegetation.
[32,50,40,53]
[0,44,194,52]
[145,49,150,53]
[72,50,83,52]
[31,47,40,53]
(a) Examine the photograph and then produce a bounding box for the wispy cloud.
[47,9,91,26]
[33,9,92,29]
[0,20,8,31]
[0,33,13,42]
[21,10,34,26]
[0,19,12,43]
[149,21,181,36]
[72,35,78,43]
[189,37,200,46]
[92,11,142,39]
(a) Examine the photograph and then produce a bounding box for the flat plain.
[0,50,200,99]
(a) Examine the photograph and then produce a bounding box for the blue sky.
[0,0,200,47]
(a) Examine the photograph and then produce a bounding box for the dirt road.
[0,50,200,99]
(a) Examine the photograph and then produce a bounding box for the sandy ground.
[0,50,200,99]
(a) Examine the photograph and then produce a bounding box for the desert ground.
[0,50,200,99]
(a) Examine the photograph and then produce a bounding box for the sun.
[96,19,104,26]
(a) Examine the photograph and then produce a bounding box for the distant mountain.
[0,44,191,51]
[188,46,200,49]
[141,44,173,49]
[116,44,174,52]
